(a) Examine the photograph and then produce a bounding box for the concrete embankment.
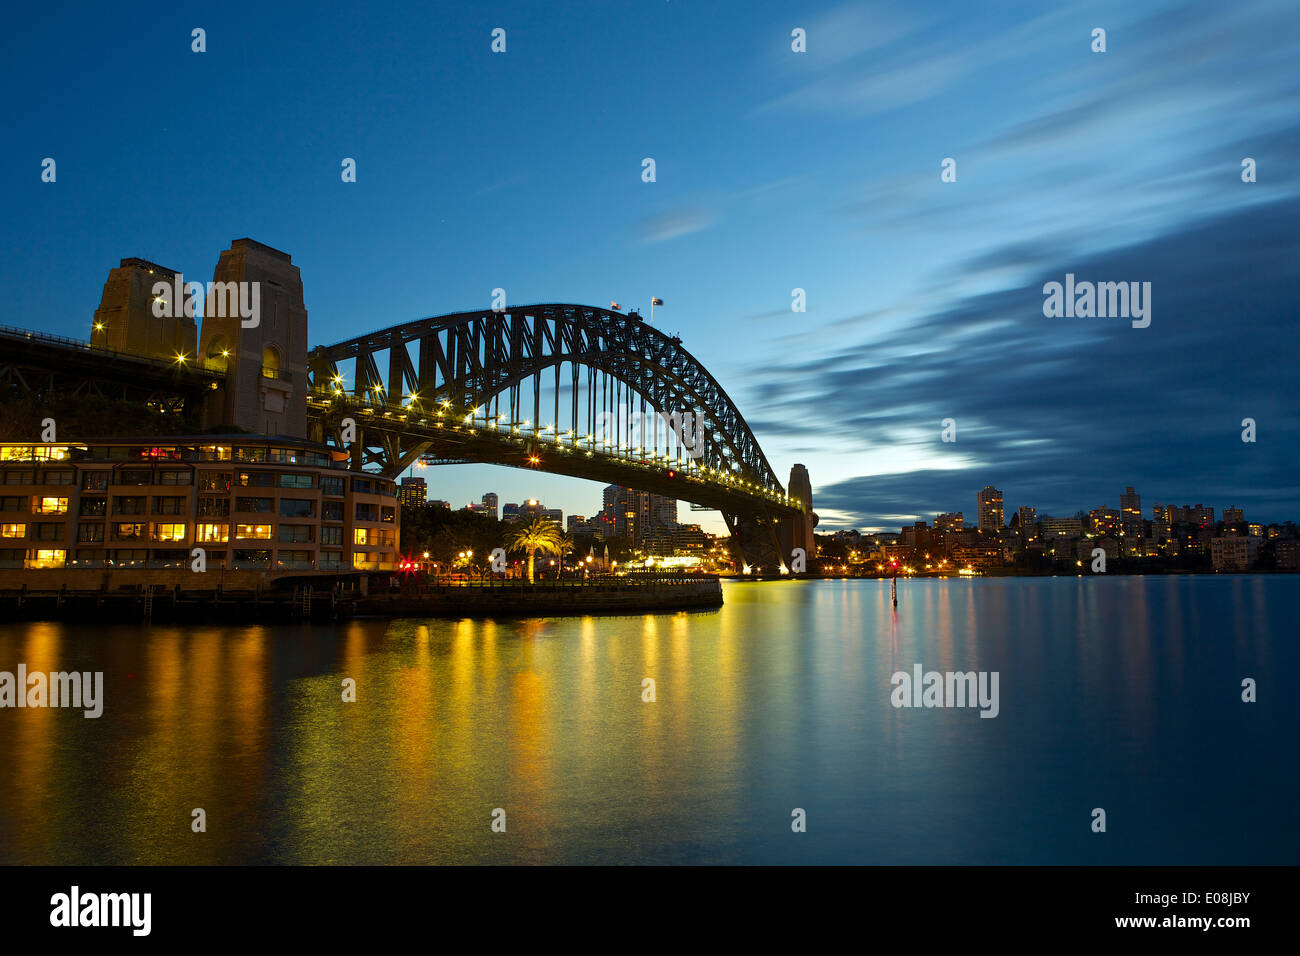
[0,570,723,622]
[359,578,724,618]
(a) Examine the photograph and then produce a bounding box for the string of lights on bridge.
[311,374,802,512]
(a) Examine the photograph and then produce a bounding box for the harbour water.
[0,576,1294,864]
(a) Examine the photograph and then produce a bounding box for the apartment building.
[0,437,399,571]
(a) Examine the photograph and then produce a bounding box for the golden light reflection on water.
[6,623,59,861]
[0,577,1293,864]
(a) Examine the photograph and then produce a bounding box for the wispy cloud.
[740,197,1300,528]
[759,3,1077,116]
[638,207,715,243]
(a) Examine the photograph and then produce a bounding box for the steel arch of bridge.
[308,303,786,492]
[306,304,806,569]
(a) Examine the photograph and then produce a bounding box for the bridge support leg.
[725,511,789,574]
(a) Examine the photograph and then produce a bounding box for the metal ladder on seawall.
[301,585,312,617]
[142,584,154,621]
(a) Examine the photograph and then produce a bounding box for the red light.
[667,470,676,478]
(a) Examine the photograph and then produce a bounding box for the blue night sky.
[3,0,1297,532]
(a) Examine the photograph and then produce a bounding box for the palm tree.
[508,518,565,584]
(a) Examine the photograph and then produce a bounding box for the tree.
[508,517,565,584]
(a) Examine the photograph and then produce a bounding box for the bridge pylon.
[198,239,309,437]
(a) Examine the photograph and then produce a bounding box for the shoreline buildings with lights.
[817,483,1298,576]
[1,239,400,587]
[0,436,397,572]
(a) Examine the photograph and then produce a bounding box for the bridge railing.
[0,324,225,379]
[413,573,722,592]
[307,388,803,510]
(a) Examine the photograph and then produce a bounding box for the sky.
[3,0,1297,533]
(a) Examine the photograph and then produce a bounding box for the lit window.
[153,523,187,542]
[354,528,370,546]
[0,523,25,538]
[27,549,66,568]
[34,496,69,514]
[235,524,272,540]
[196,523,229,543]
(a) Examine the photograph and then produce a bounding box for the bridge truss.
[306,304,804,569]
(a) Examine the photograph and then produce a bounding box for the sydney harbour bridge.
[0,239,816,571]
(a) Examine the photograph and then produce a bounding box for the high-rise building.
[482,492,499,520]
[602,485,677,544]
[502,499,559,524]
[1120,486,1142,537]
[1040,516,1083,540]
[1223,506,1244,525]
[399,476,427,509]
[900,521,931,551]
[977,486,1004,532]
[519,499,547,521]
[649,495,677,528]
[1164,504,1216,530]
[1017,506,1038,545]
[1152,503,1171,541]
[934,512,964,534]
[1089,508,1122,537]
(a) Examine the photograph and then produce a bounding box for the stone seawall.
[360,579,724,617]
[0,571,723,622]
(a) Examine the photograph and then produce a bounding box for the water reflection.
[0,577,1296,864]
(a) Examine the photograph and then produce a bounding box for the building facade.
[1120,486,1142,537]
[1211,536,1259,571]
[976,486,1004,531]
[0,438,398,572]
[399,476,427,508]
